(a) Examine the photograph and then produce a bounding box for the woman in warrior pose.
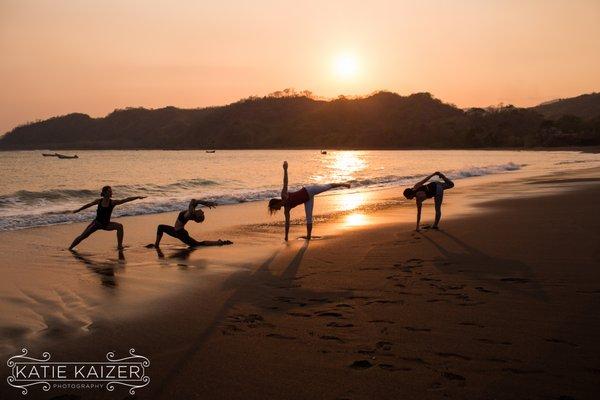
[268,161,351,241]
[148,199,232,248]
[69,186,145,250]
[403,171,454,231]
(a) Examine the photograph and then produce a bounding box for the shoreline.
[0,165,599,398]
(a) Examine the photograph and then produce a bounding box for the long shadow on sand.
[421,230,547,300]
[69,250,125,288]
[152,240,353,398]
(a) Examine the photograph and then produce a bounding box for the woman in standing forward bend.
[268,161,351,241]
[403,172,454,231]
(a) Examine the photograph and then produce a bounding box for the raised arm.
[281,161,289,198]
[188,198,217,214]
[113,196,146,206]
[413,173,436,189]
[435,171,454,188]
[72,199,100,214]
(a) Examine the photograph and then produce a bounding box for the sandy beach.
[1,165,599,399]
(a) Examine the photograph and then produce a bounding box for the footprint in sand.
[545,338,579,347]
[441,372,466,381]
[357,348,376,355]
[404,326,431,332]
[366,299,403,305]
[228,314,268,328]
[369,319,395,324]
[399,356,428,365]
[287,312,311,318]
[327,322,354,328]
[459,322,485,328]
[502,367,544,374]
[436,352,472,361]
[221,324,245,335]
[320,335,345,343]
[376,341,393,351]
[379,364,411,372]
[309,297,333,303]
[475,286,499,294]
[266,333,296,340]
[315,311,344,318]
[476,338,512,345]
[500,277,530,283]
[349,360,373,369]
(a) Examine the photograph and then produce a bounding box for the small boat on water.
[56,153,78,159]
[42,153,58,157]
[206,150,216,153]
[320,150,328,155]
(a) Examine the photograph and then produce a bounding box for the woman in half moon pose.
[268,161,351,241]
[69,186,145,250]
[403,171,454,231]
[148,199,233,248]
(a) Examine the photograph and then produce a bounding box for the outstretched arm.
[187,198,217,215]
[284,209,290,241]
[196,199,218,208]
[113,196,146,206]
[414,173,436,190]
[72,199,100,213]
[281,161,289,198]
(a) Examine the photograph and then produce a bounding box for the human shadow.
[69,250,125,288]
[421,230,547,300]
[152,240,352,397]
[151,246,210,271]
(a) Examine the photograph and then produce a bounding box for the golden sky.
[1,0,599,133]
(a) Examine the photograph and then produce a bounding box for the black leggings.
[157,225,203,247]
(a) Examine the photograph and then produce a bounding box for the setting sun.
[333,53,359,79]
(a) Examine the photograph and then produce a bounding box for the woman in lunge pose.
[148,199,232,248]
[403,171,454,231]
[268,161,351,241]
[69,186,145,250]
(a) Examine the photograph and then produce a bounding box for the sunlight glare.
[333,53,359,79]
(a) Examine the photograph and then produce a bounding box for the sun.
[333,53,359,79]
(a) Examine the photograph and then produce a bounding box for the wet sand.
[1,167,599,399]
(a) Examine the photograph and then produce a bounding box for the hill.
[532,93,600,119]
[1,91,599,149]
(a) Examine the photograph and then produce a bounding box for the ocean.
[1,149,598,231]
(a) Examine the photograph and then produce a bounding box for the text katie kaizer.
[13,364,144,380]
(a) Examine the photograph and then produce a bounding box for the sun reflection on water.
[344,213,369,227]
[326,151,367,182]
[338,191,367,211]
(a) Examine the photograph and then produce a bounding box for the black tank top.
[418,182,438,199]
[95,200,114,225]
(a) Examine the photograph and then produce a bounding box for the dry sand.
[0,167,599,399]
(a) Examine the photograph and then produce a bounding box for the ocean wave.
[554,160,590,165]
[0,162,523,231]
